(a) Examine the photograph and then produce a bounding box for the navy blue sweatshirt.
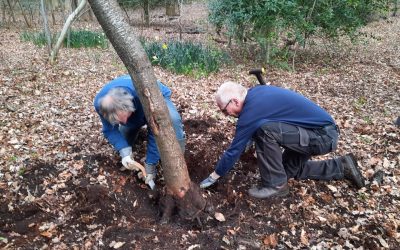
[215,85,335,176]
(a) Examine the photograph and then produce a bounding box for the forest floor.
[1,2,399,249]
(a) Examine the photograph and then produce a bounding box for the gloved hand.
[200,172,220,188]
[144,163,157,185]
[121,155,141,171]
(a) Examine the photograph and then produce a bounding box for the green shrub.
[208,0,387,64]
[20,30,108,48]
[142,39,230,77]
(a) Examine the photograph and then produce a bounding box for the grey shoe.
[248,183,289,199]
[341,153,365,189]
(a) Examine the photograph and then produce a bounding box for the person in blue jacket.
[200,81,365,199]
[94,75,185,185]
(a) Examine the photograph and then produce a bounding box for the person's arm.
[214,126,251,176]
[98,113,131,156]
[200,124,253,188]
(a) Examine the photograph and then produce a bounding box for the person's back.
[93,74,185,188]
[240,85,335,130]
[200,81,365,198]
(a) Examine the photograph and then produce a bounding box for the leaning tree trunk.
[88,0,207,220]
[49,0,87,64]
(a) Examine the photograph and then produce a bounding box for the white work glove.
[200,171,220,188]
[121,155,141,171]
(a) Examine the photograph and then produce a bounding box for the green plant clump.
[208,0,387,64]
[65,30,108,48]
[20,31,54,46]
[142,39,230,77]
[20,30,108,48]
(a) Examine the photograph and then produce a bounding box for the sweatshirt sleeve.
[99,113,130,153]
[214,124,253,176]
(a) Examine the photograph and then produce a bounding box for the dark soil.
[2,116,395,249]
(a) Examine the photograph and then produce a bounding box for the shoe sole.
[344,154,365,188]
[248,188,290,199]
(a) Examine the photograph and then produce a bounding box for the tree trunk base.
[159,182,213,224]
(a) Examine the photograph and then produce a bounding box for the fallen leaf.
[300,229,309,246]
[263,233,278,247]
[40,231,53,238]
[227,229,236,235]
[378,236,389,248]
[187,244,201,250]
[338,228,350,239]
[319,192,333,203]
[109,241,125,249]
[222,235,230,245]
[214,212,226,222]
[318,216,327,223]
[326,185,338,193]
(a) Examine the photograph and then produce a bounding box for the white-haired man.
[200,81,365,199]
[94,75,185,186]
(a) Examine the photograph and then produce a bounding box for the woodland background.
[0,0,399,249]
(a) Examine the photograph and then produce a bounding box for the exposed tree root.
[159,182,214,224]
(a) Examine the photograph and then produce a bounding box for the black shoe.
[341,153,365,188]
[248,183,289,199]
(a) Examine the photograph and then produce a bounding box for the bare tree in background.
[393,0,398,16]
[40,0,52,54]
[50,0,87,64]
[166,0,180,16]
[5,0,16,23]
[1,0,6,24]
[88,0,210,222]
[16,0,31,27]
[143,0,149,26]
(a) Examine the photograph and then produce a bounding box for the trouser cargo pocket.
[308,128,338,155]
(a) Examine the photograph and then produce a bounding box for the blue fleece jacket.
[215,85,335,177]
[93,75,171,164]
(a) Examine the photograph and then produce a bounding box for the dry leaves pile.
[0,3,399,249]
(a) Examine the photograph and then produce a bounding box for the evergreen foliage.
[208,0,388,64]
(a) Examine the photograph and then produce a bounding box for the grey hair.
[98,87,136,125]
[215,81,247,106]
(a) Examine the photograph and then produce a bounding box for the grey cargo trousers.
[254,122,343,187]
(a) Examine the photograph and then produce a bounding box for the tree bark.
[40,0,52,55]
[143,0,149,26]
[49,0,87,64]
[87,0,206,218]
[17,0,31,28]
[5,0,16,23]
[2,0,6,25]
[166,0,180,16]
